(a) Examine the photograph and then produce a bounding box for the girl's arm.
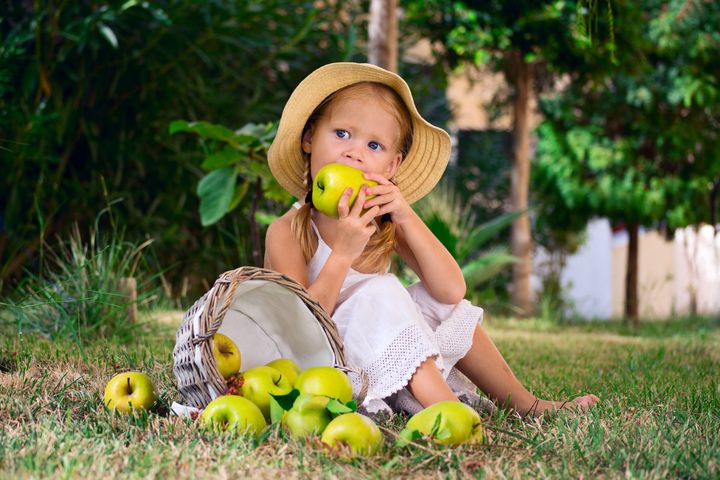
[394,210,466,304]
[363,174,466,304]
[265,188,379,314]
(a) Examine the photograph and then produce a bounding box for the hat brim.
[268,62,451,204]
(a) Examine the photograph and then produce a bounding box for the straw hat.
[268,62,452,205]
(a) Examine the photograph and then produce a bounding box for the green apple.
[312,163,378,217]
[240,366,293,421]
[265,358,301,387]
[282,393,332,438]
[401,400,484,445]
[200,395,267,437]
[320,412,384,456]
[103,371,157,414]
[295,366,353,404]
[212,333,242,380]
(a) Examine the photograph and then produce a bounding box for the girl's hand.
[333,185,380,262]
[362,173,413,225]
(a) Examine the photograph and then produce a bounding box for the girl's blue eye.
[335,129,349,139]
[368,141,381,151]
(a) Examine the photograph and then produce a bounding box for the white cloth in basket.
[305,212,484,414]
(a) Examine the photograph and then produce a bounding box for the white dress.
[303,211,486,414]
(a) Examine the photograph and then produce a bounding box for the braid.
[291,164,317,263]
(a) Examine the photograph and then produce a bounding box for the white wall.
[562,219,613,319]
[534,220,720,319]
[674,225,720,315]
[532,219,613,319]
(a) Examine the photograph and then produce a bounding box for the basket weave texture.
[173,266,367,409]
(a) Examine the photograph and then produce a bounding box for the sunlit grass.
[0,313,718,478]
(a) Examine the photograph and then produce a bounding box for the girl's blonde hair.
[291,82,414,273]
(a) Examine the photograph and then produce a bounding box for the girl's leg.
[407,357,458,407]
[456,325,599,416]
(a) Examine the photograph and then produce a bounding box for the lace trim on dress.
[432,300,483,371]
[359,298,482,409]
[359,323,439,404]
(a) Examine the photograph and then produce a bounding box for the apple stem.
[126,377,133,394]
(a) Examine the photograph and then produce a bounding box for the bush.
[1,0,362,299]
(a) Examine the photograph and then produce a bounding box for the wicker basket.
[172,266,367,409]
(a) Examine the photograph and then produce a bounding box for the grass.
[1,312,718,479]
[1,223,158,343]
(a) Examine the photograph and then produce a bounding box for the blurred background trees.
[533,0,720,322]
[2,0,718,320]
[1,0,362,299]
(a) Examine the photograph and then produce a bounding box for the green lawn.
[1,313,718,479]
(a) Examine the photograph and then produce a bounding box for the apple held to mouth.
[200,395,267,437]
[294,366,353,404]
[103,371,157,414]
[282,393,332,439]
[320,412,384,456]
[312,163,378,218]
[212,333,242,380]
[240,366,293,421]
[265,358,301,387]
[400,400,484,445]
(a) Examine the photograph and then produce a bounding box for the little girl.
[265,62,599,417]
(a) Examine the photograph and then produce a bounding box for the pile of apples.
[102,332,484,457]
[206,333,384,456]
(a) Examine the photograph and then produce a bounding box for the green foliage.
[1,223,158,342]
[411,182,521,293]
[0,0,360,298]
[169,121,289,226]
[403,0,617,73]
[533,0,720,234]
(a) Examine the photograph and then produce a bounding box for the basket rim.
[172,266,368,408]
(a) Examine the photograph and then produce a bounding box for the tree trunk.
[507,51,534,317]
[625,223,639,325]
[368,0,398,72]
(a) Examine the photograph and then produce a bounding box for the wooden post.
[119,277,138,323]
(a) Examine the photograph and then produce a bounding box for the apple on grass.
[265,358,301,387]
[294,366,354,404]
[281,393,333,439]
[212,333,242,380]
[399,400,484,446]
[200,395,267,437]
[103,371,157,414]
[320,412,384,456]
[240,366,293,421]
[312,163,378,218]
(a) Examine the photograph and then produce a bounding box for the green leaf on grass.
[270,389,300,411]
[269,396,285,425]
[326,398,353,415]
[396,428,423,447]
[430,412,443,437]
[436,427,453,440]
